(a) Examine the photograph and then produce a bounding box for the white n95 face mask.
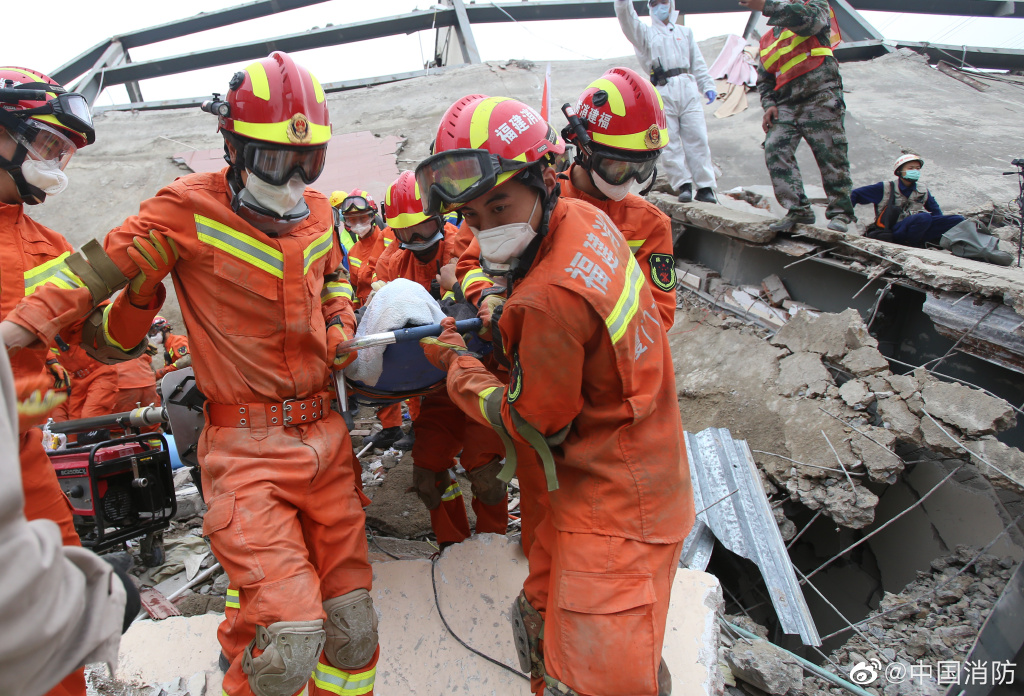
[348,220,373,238]
[471,195,540,267]
[592,171,632,201]
[21,159,69,196]
[245,171,307,217]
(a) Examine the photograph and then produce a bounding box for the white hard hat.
[893,154,924,176]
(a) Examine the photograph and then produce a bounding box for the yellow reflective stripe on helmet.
[312,662,376,695]
[303,228,334,274]
[225,588,240,609]
[231,118,332,146]
[195,215,284,278]
[441,481,463,502]
[605,254,645,344]
[386,211,430,229]
[24,252,85,294]
[588,78,627,116]
[311,73,325,104]
[102,304,135,353]
[763,35,811,69]
[592,128,667,150]
[761,29,797,58]
[461,268,494,295]
[469,96,512,149]
[349,256,363,269]
[246,61,271,101]
[321,280,352,302]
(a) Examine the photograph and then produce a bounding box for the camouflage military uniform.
[758,0,854,221]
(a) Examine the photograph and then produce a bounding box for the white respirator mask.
[148,333,164,347]
[592,171,632,201]
[21,159,69,196]
[244,171,307,217]
[470,195,540,273]
[348,220,373,238]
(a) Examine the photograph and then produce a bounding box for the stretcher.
[333,318,482,430]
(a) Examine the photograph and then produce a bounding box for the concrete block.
[116,614,222,689]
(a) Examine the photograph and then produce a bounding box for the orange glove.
[16,373,67,431]
[45,357,71,394]
[328,322,358,370]
[478,293,506,341]
[420,317,470,371]
[126,230,179,305]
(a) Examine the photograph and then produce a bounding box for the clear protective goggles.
[243,141,327,186]
[340,194,373,214]
[415,148,532,216]
[590,148,659,186]
[7,119,78,170]
[0,86,95,145]
[393,216,444,246]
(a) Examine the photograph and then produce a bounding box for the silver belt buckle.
[282,397,317,426]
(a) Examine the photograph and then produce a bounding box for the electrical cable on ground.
[430,557,530,682]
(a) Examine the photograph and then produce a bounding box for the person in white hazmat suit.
[615,0,718,203]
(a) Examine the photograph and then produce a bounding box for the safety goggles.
[4,118,78,170]
[393,216,444,246]
[590,148,659,186]
[0,86,95,145]
[340,194,372,214]
[242,141,327,186]
[415,148,532,216]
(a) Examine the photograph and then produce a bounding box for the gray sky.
[7,1,1024,106]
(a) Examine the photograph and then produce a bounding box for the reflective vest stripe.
[441,481,462,502]
[760,28,797,57]
[779,47,833,75]
[321,281,353,302]
[312,662,376,696]
[761,33,810,69]
[604,254,645,344]
[461,268,493,295]
[627,239,644,254]
[225,589,240,609]
[24,252,84,294]
[303,228,335,275]
[194,215,284,278]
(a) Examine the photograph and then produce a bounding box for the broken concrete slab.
[921,381,1016,435]
[776,352,832,398]
[970,437,1024,492]
[724,638,803,696]
[662,199,778,244]
[877,397,923,443]
[839,379,874,410]
[841,346,890,377]
[849,427,902,484]
[116,614,222,688]
[770,308,878,360]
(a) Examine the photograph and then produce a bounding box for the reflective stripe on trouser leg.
[311,645,379,696]
[429,476,471,544]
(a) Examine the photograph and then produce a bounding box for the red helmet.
[417,95,565,215]
[149,316,170,335]
[384,171,431,230]
[574,67,667,153]
[0,66,94,149]
[340,188,378,214]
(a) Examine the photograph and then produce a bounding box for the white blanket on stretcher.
[344,278,446,387]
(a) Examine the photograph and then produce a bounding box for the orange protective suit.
[376,398,419,430]
[112,354,159,413]
[375,223,508,543]
[1,202,86,696]
[443,197,693,695]
[346,225,393,307]
[6,169,375,696]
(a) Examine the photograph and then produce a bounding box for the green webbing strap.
[510,407,570,493]
[481,389,518,483]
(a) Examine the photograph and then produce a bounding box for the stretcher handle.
[337,318,483,353]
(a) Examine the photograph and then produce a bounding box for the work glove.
[16,373,67,431]
[419,317,470,371]
[328,322,358,370]
[412,465,447,511]
[478,294,506,341]
[155,353,192,380]
[46,357,71,394]
[126,230,179,305]
[705,90,718,105]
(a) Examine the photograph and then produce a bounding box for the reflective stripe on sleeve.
[303,228,335,274]
[604,254,645,344]
[321,280,353,303]
[460,268,494,296]
[24,252,85,295]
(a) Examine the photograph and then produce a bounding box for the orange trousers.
[413,390,508,545]
[66,368,119,420]
[377,398,420,430]
[199,411,376,696]
[20,429,87,696]
[111,385,159,413]
[526,513,683,696]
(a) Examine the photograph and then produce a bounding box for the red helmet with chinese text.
[385,171,444,252]
[0,67,94,204]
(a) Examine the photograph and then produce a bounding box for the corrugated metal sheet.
[682,427,821,646]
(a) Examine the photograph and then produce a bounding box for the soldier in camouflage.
[741,0,855,233]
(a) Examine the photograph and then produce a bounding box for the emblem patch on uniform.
[644,125,661,150]
[287,113,312,144]
[507,351,523,404]
[178,347,188,356]
[649,253,676,292]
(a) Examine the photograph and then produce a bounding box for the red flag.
[540,62,552,123]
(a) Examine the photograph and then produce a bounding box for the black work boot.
[219,651,230,673]
[769,210,816,233]
[393,425,416,451]
[364,426,402,451]
[677,183,693,203]
[695,187,717,204]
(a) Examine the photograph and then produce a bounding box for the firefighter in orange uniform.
[149,316,191,379]
[374,170,508,546]
[0,65,98,696]
[112,353,159,413]
[1,53,378,696]
[416,95,692,696]
[52,337,120,419]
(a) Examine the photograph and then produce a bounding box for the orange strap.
[206,393,328,428]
